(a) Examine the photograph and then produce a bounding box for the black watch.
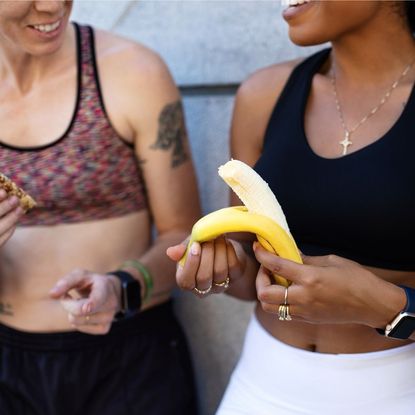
[108,270,142,318]
[376,286,415,339]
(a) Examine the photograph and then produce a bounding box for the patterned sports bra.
[0,23,148,226]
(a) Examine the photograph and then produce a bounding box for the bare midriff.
[0,210,169,332]
[257,267,415,354]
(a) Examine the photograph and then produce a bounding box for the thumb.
[49,269,89,298]
[253,243,305,283]
[166,239,189,262]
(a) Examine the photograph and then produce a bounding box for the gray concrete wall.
[71,2,320,414]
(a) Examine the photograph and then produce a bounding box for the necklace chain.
[330,60,415,156]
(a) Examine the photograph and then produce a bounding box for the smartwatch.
[376,286,415,339]
[108,270,142,318]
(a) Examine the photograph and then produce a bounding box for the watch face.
[124,280,142,312]
[387,313,415,339]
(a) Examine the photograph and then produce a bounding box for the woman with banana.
[168,1,415,413]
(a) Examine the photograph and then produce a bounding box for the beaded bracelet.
[121,259,154,304]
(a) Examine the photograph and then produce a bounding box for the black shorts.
[0,301,198,415]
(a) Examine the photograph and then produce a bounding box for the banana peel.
[179,206,302,287]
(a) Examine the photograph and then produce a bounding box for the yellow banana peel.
[179,206,302,287]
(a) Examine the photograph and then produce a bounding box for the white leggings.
[216,314,415,415]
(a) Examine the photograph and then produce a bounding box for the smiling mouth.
[30,20,61,34]
[281,0,311,7]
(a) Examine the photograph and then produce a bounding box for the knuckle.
[177,278,195,291]
[197,273,212,286]
[261,302,275,313]
[326,254,339,264]
[256,288,268,302]
[213,267,227,281]
[72,268,85,277]
[98,324,111,335]
[182,282,196,291]
[302,270,317,286]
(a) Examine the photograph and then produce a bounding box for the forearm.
[122,230,189,303]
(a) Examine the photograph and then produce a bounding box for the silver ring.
[193,285,212,295]
[278,304,292,321]
[213,276,230,289]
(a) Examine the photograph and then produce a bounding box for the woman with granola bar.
[0,1,200,414]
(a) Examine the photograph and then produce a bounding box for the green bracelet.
[121,259,153,304]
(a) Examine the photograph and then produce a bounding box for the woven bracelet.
[121,260,154,304]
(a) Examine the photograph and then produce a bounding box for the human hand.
[49,269,122,334]
[0,190,24,247]
[254,244,404,327]
[166,236,244,297]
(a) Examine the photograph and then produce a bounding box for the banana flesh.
[218,159,290,234]
[180,160,302,287]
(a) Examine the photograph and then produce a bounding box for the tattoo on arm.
[151,100,189,168]
[0,302,13,316]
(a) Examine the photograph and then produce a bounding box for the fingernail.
[190,242,200,256]
[83,302,92,314]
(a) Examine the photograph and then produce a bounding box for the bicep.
[135,92,201,234]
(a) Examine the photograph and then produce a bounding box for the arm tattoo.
[0,302,13,316]
[151,100,189,168]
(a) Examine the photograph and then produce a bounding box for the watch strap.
[376,285,415,336]
[107,270,142,318]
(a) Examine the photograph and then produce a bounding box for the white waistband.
[220,314,415,413]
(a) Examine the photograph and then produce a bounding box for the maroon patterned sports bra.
[0,23,148,226]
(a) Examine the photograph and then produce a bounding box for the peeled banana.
[180,159,302,286]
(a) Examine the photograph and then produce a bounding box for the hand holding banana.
[179,159,302,288]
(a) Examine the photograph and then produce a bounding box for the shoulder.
[230,59,305,164]
[232,59,303,138]
[93,28,174,87]
[235,58,303,113]
[91,27,179,139]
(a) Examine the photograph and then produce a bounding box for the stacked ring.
[278,286,292,321]
[213,276,230,289]
[278,304,292,321]
[193,285,212,295]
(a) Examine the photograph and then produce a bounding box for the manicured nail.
[190,242,200,256]
[83,302,92,314]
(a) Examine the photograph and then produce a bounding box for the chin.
[288,28,330,47]
[25,42,65,57]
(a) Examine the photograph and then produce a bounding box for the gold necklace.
[330,60,414,156]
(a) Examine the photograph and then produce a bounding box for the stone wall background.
[71,2,320,413]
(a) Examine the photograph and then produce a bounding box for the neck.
[329,22,415,86]
[0,25,74,95]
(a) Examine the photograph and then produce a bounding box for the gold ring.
[278,304,292,321]
[213,276,230,289]
[85,315,90,323]
[193,285,212,295]
[284,286,289,305]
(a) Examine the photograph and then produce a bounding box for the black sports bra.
[255,48,415,271]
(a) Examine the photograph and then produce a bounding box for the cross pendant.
[339,131,352,156]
